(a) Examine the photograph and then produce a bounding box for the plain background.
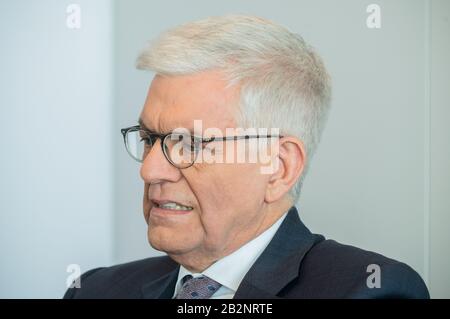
[0,0,449,298]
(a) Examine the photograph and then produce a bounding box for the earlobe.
[264,160,285,203]
[264,137,306,203]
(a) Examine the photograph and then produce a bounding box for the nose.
[140,138,182,184]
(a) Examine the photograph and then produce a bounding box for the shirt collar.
[173,212,288,294]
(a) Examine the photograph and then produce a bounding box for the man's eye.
[140,136,157,146]
[182,141,197,152]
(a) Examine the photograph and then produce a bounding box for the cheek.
[188,165,267,232]
[190,166,237,213]
[207,164,266,203]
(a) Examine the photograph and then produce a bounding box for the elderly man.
[64,15,429,299]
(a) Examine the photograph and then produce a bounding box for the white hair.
[136,14,332,202]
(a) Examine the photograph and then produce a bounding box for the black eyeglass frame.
[120,125,283,168]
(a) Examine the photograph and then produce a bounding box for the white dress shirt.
[172,212,288,299]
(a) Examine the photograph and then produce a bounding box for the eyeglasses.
[120,125,283,169]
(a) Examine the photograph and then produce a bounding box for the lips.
[150,199,193,211]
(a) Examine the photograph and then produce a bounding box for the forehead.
[140,70,240,133]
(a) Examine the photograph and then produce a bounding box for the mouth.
[150,199,194,213]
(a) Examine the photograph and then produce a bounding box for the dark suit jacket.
[64,207,429,299]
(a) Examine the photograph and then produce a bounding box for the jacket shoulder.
[63,255,178,299]
[286,239,429,299]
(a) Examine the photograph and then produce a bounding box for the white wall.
[0,0,114,298]
[113,0,450,298]
[429,0,450,299]
[300,0,427,280]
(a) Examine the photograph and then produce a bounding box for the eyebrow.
[138,118,158,134]
[138,117,195,135]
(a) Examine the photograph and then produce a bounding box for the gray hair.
[136,14,332,202]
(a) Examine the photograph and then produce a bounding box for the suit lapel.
[141,265,180,299]
[234,206,324,299]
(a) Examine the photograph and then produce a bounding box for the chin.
[147,226,198,255]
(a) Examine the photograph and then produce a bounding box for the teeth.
[157,202,193,211]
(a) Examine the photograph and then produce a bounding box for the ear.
[264,137,306,203]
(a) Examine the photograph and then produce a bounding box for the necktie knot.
[175,275,222,299]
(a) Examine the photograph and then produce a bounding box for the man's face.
[139,70,272,263]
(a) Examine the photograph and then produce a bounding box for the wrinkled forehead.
[140,71,240,134]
